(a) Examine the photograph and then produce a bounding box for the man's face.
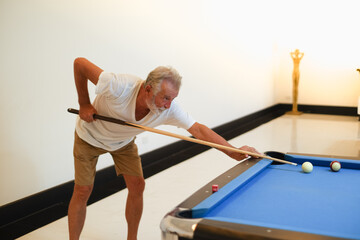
[146,80,179,114]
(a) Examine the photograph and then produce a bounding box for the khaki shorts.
[73,132,143,186]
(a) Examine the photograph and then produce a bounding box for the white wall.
[273,1,360,105]
[0,0,359,206]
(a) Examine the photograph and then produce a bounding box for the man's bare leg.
[123,175,145,240]
[68,184,93,240]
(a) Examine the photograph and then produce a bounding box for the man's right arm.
[73,57,103,122]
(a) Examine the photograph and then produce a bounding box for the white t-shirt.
[75,71,195,151]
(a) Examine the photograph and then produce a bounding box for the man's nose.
[164,101,172,109]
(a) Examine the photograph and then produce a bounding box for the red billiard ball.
[330,161,341,172]
[212,184,219,193]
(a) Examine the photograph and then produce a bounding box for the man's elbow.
[73,57,88,70]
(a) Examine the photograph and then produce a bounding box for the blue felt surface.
[194,158,360,239]
[192,159,272,217]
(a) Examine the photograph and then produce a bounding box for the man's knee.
[124,175,145,196]
[72,184,93,202]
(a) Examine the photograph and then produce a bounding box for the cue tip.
[264,154,297,166]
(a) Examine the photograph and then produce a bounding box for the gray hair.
[144,66,182,95]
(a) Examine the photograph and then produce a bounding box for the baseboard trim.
[291,104,357,116]
[0,104,357,239]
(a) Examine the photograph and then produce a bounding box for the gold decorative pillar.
[288,49,304,115]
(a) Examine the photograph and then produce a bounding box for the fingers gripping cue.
[68,108,136,128]
[67,108,297,166]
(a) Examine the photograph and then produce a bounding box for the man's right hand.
[79,104,97,122]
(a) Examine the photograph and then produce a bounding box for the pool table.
[160,152,360,240]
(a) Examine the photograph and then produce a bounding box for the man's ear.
[145,85,152,93]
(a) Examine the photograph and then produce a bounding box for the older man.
[68,57,259,240]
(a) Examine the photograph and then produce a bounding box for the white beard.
[146,97,166,115]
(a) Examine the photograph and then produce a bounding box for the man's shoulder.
[107,72,143,84]
[96,72,143,97]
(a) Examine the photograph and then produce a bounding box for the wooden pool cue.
[67,108,297,166]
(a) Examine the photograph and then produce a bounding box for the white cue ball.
[302,161,313,173]
[330,161,341,172]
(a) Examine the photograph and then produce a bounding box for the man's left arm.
[187,122,260,161]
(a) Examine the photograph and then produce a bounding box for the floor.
[17,113,360,240]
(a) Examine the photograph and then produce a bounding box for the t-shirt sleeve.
[164,101,196,130]
[95,72,127,99]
